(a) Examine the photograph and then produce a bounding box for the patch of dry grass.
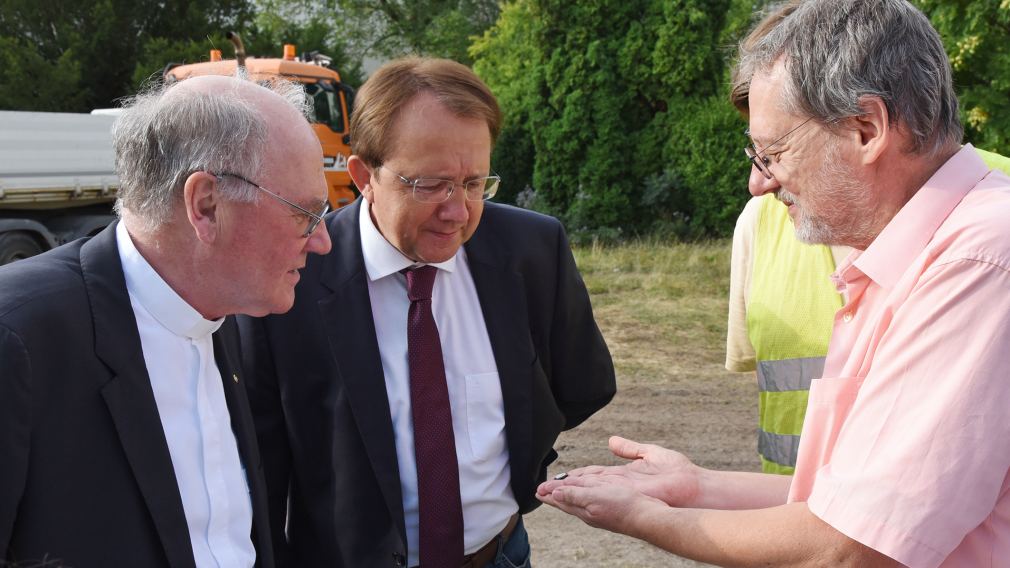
[574,239,733,381]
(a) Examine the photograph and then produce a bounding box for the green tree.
[244,0,364,87]
[473,0,745,239]
[0,37,85,111]
[334,0,499,64]
[471,0,542,204]
[0,0,255,110]
[914,0,1010,155]
[473,0,1010,238]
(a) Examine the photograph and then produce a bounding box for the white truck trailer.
[0,110,120,265]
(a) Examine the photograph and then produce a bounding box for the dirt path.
[525,244,762,566]
[525,372,759,567]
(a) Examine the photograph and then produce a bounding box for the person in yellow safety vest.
[725,0,1010,475]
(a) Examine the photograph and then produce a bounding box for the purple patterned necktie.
[404,265,464,567]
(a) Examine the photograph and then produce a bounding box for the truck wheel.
[0,232,44,265]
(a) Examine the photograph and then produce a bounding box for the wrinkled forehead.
[746,63,798,145]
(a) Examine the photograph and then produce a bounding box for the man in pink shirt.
[536,0,1010,566]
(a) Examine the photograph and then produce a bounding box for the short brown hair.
[350,57,502,168]
[730,0,800,115]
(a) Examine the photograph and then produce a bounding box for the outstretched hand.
[537,436,702,507]
[537,475,669,537]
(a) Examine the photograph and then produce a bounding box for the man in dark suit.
[0,75,332,567]
[238,57,616,568]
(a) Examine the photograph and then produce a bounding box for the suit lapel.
[464,216,535,502]
[214,318,275,568]
[81,223,196,568]
[318,200,407,543]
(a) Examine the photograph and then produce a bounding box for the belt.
[461,513,520,568]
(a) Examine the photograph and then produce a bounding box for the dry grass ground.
[525,239,762,567]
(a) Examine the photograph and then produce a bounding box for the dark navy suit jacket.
[238,199,616,567]
[0,223,275,568]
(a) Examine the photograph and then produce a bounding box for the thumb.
[553,485,588,509]
[609,436,647,460]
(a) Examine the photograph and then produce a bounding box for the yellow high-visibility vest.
[747,194,841,474]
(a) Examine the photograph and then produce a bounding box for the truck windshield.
[305,81,345,133]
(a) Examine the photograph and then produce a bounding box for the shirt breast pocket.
[808,376,861,407]
[464,372,507,463]
[806,375,862,444]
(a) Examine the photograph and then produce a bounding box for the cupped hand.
[537,477,668,537]
[537,435,702,507]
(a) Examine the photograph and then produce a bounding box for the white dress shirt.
[116,223,255,568]
[359,201,518,567]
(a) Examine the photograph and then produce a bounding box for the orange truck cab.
[164,43,357,209]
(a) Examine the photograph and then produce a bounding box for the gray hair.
[112,75,310,229]
[736,0,962,156]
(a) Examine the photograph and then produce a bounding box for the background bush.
[2,0,1007,238]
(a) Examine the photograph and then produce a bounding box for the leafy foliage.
[474,0,1010,239]
[0,36,85,111]
[0,0,362,111]
[0,0,256,110]
[913,0,1010,155]
[332,0,500,65]
[471,0,543,204]
[244,0,364,87]
[473,0,748,239]
[2,0,1008,237]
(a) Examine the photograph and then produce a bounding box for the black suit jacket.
[238,199,616,567]
[0,223,274,568]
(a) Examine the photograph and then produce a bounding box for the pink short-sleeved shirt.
[787,146,1010,568]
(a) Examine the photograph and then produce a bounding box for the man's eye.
[414,179,452,192]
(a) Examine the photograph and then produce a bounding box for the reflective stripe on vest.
[758,430,800,471]
[747,195,841,473]
[757,357,826,392]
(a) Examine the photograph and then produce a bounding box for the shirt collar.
[116,222,224,340]
[358,198,458,281]
[853,144,990,289]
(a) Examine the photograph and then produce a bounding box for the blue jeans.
[485,517,532,568]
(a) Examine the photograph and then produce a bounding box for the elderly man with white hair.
[0,75,331,567]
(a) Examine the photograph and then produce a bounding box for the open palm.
[537,435,702,507]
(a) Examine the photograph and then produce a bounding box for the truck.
[0,37,356,266]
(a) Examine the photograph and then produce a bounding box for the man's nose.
[748,165,780,197]
[437,186,470,223]
[306,221,332,255]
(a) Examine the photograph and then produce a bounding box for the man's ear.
[347,156,374,202]
[183,172,220,243]
[849,95,890,166]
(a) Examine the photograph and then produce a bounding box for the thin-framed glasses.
[215,172,330,237]
[381,166,501,203]
[744,116,814,180]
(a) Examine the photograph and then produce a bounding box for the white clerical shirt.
[359,201,518,568]
[116,222,255,568]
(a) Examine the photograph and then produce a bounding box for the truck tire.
[0,232,44,265]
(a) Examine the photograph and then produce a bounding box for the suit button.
[392,552,406,567]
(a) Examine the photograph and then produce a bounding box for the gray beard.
[782,145,880,248]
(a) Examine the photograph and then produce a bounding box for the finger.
[537,487,584,514]
[608,435,648,460]
[538,473,600,495]
[536,490,558,507]
[566,464,607,477]
[546,487,588,517]
[536,480,558,496]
